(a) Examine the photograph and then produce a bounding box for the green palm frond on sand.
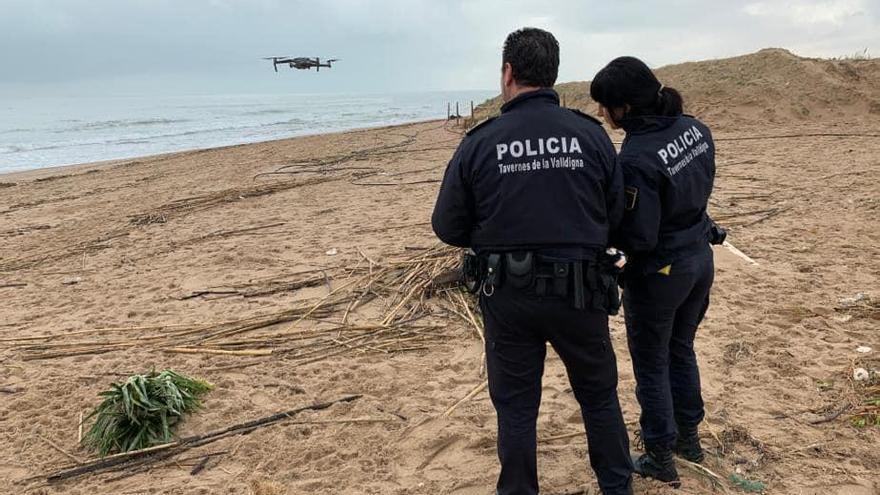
[81,369,213,456]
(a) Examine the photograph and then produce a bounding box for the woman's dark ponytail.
[657,86,684,116]
[590,56,684,119]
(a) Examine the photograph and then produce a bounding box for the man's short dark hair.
[502,28,559,88]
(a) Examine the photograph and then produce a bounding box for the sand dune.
[476,49,880,129]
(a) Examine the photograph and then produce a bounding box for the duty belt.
[462,251,621,315]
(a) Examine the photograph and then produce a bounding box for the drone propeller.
[261,57,284,72]
[326,58,340,63]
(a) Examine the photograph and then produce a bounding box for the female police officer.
[590,56,719,486]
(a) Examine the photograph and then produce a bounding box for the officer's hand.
[606,248,627,269]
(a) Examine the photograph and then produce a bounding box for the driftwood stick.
[78,411,84,443]
[721,241,758,266]
[37,434,84,465]
[739,206,793,227]
[164,347,273,357]
[443,381,488,417]
[809,404,850,425]
[677,458,732,494]
[189,456,211,476]
[539,431,583,443]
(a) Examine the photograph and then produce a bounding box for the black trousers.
[623,246,714,449]
[480,284,633,495]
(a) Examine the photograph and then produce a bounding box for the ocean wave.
[0,144,27,154]
[58,117,192,133]
[261,118,309,128]
[0,127,35,135]
[242,108,292,116]
[4,114,425,155]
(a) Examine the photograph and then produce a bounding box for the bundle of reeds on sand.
[6,245,482,368]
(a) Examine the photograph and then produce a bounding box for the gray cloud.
[0,0,876,95]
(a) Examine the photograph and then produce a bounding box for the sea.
[0,90,494,174]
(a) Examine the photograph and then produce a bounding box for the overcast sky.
[0,0,877,96]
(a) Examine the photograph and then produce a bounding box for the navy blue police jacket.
[431,88,623,259]
[614,114,716,275]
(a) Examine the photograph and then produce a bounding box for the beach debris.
[177,267,331,301]
[37,433,84,465]
[61,276,82,286]
[81,370,213,456]
[325,248,338,256]
[728,473,766,493]
[851,385,880,427]
[127,175,341,227]
[838,292,867,307]
[721,240,758,265]
[809,403,849,425]
[0,223,51,237]
[129,212,167,225]
[0,282,27,289]
[189,455,211,475]
[45,394,361,483]
[9,245,473,367]
[443,381,488,417]
[0,386,24,394]
[853,368,870,381]
[815,379,835,392]
[0,230,129,273]
[856,346,872,354]
[675,458,732,494]
[834,293,878,320]
[848,357,879,427]
[78,411,84,443]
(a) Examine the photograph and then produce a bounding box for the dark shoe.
[632,446,680,488]
[600,481,634,495]
[674,424,705,463]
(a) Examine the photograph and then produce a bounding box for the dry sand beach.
[1,49,879,494]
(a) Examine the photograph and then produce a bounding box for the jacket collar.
[619,114,681,134]
[501,88,559,113]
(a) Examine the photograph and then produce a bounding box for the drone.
[263,57,339,72]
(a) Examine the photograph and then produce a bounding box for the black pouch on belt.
[570,261,584,309]
[461,250,483,294]
[504,252,534,290]
[585,263,604,313]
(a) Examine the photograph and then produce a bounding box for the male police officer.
[432,28,633,495]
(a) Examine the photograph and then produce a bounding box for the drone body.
[263,57,339,72]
